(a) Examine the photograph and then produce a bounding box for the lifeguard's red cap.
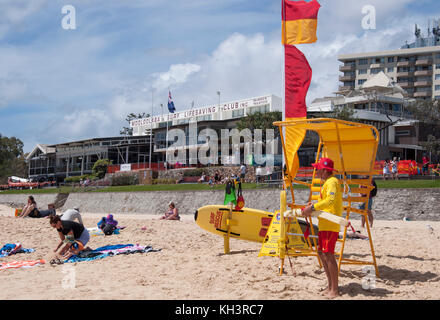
[312,157,336,172]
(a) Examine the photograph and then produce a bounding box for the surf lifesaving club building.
[26,95,284,182]
[130,94,284,167]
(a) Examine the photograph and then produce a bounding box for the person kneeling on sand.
[50,215,90,262]
[160,202,180,220]
[60,207,83,225]
[303,157,342,299]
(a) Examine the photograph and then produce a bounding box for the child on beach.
[303,157,342,299]
[383,159,391,180]
[391,157,399,180]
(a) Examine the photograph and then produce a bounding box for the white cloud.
[0,77,28,107]
[0,0,48,39]
[152,63,201,92]
[3,0,440,153]
[45,108,115,141]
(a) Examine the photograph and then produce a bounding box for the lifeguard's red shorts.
[318,231,339,254]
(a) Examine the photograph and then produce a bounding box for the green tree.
[406,99,440,140]
[0,134,27,183]
[236,111,282,138]
[120,112,149,136]
[405,99,440,162]
[92,159,112,179]
[313,104,357,122]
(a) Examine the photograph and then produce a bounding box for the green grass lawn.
[1,178,439,195]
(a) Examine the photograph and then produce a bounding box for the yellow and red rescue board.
[286,209,349,227]
[194,205,275,243]
[195,205,326,243]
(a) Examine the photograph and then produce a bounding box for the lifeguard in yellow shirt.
[303,157,342,299]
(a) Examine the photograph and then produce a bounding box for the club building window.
[247,105,270,115]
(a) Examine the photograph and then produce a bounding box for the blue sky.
[1,0,440,152]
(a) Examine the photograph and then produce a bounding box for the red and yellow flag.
[282,0,320,45]
[282,0,319,182]
[285,45,312,119]
[284,45,312,180]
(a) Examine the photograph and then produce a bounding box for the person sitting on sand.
[360,179,377,229]
[214,171,220,184]
[29,203,56,218]
[160,202,180,220]
[198,174,206,183]
[18,196,39,218]
[50,215,90,261]
[60,207,83,225]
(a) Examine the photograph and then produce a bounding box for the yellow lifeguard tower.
[259,118,380,277]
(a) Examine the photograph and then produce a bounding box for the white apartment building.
[338,46,440,100]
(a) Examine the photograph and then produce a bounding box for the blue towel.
[65,244,135,263]
[0,244,35,258]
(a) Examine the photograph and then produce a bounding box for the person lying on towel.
[50,215,91,261]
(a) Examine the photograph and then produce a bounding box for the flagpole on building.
[149,89,154,169]
[161,103,169,170]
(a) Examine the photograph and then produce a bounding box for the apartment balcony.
[414,80,432,87]
[339,75,355,82]
[398,82,414,88]
[339,65,355,72]
[397,61,411,67]
[414,70,432,77]
[414,91,432,97]
[396,71,413,77]
[415,59,432,66]
[370,63,383,69]
[338,86,354,92]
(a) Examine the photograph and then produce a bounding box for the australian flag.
[168,91,176,113]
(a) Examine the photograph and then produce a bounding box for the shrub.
[182,168,206,177]
[92,159,112,179]
[110,174,138,186]
[64,174,97,184]
[152,178,176,185]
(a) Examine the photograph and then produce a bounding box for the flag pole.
[166,112,169,168]
[149,89,154,169]
[166,87,170,169]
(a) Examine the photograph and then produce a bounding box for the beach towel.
[0,259,45,271]
[0,243,35,258]
[87,227,121,237]
[65,244,160,263]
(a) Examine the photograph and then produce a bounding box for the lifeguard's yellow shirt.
[313,176,343,233]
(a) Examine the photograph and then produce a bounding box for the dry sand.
[0,204,439,300]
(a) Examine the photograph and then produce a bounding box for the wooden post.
[224,202,233,254]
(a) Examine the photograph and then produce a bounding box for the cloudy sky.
[1,0,440,152]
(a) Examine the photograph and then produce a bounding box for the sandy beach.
[0,203,439,300]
